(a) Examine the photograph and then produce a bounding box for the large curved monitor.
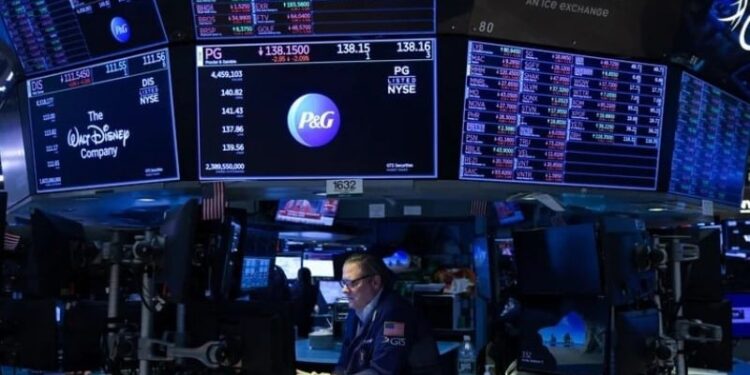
[0,0,167,75]
[26,49,179,193]
[196,39,436,179]
[666,72,750,206]
[192,0,435,40]
[460,40,667,190]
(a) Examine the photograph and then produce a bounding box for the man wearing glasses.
[334,254,438,375]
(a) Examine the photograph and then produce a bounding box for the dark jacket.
[335,289,438,375]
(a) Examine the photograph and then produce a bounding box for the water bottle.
[457,335,476,375]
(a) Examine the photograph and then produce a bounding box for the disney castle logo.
[718,0,750,50]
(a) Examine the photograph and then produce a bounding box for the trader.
[334,254,438,375]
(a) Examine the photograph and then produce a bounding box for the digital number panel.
[460,40,668,190]
[668,72,750,205]
[196,38,436,179]
[27,49,179,192]
[0,0,166,75]
[192,0,434,39]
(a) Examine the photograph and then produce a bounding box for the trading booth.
[0,1,749,374]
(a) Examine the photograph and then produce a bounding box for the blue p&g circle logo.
[287,93,341,148]
[110,17,131,43]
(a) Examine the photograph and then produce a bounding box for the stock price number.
[221,143,245,152]
[221,125,245,134]
[221,107,244,116]
[258,44,310,57]
[142,51,167,67]
[336,42,371,59]
[396,40,432,58]
[60,68,92,84]
[221,88,244,97]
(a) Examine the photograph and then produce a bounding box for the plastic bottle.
[457,335,476,375]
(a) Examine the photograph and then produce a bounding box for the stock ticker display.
[460,41,668,190]
[196,39,436,179]
[0,0,166,75]
[27,49,179,193]
[192,0,435,39]
[668,72,750,206]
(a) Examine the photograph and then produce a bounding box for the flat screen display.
[276,199,338,227]
[27,49,179,193]
[0,0,167,75]
[275,255,301,280]
[512,223,601,296]
[196,39,436,179]
[727,293,750,338]
[239,256,273,291]
[192,0,435,39]
[460,40,667,190]
[519,298,608,375]
[667,72,750,206]
[319,280,345,304]
[302,258,334,278]
[723,219,750,256]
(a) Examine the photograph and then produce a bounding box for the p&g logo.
[110,17,131,43]
[287,93,340,147]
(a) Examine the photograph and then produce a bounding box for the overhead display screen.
[0,0,167,75]
[192,0,435,39]
[460,40,667,190]
[27,49,179,193]
[197,39,436,180]
[668,72,750,206]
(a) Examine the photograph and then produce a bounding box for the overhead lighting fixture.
[648,207,666,212]
[137,198,156,203]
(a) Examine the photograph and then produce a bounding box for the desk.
[295,339,461,364]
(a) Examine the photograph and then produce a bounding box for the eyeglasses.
[339,274,374,289]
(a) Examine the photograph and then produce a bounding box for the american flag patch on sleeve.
[384,321,405,337]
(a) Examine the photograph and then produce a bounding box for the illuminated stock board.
[27,49,179,192]
[668,72,750,206]
[196,38,436,179]
[192,0,435,39]
[460,40,667,190]
[0,0,166,75]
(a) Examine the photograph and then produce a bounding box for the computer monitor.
[161,199,199,303]
[600,217,656,306]
[0,300,58,371]
[723,219,750,256]
[319,280,346,305]
[512,223,601,296]
[27,209,85,298]
[302,258,335,278]
[518,297,609,375]
[275,255,302,280]
[493,201,524,226]
[239,257,274,292]
[727,293,750,339]
[186,301,295,375]
[275,199,338,227]
[614,309,660,375]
